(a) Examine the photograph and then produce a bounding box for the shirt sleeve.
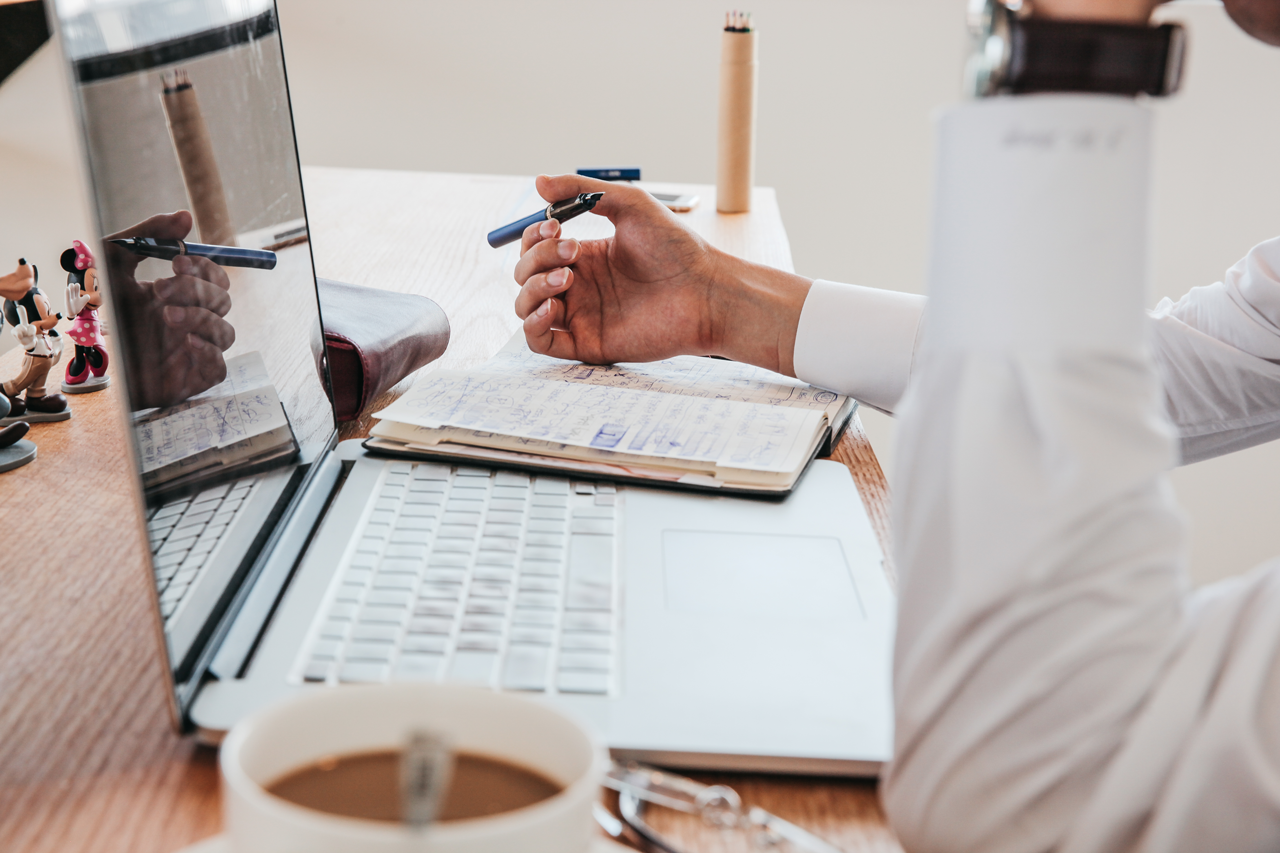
[880,97,1280,853]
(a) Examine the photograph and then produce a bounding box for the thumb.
[105,210,195,279]
[534,173,653,226]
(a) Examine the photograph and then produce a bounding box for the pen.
[486,192,604,249]
[108,238,278,270]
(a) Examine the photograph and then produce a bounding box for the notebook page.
[480,334,845,419]
[374,370,823,474]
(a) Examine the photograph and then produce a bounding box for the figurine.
[2,259,69,422]
[61,240,110,394]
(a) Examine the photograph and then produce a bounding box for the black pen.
[486,192,604,248]
[109,238,278,270]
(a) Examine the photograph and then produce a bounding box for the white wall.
[3,1,1278,585]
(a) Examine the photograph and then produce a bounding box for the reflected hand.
[513,174,723,365]
[105,210,235,408]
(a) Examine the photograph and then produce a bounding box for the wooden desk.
[0,168,900,853]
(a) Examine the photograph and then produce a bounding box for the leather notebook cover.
[316,278,450,422]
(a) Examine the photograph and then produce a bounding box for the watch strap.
[1004,18,1185,96]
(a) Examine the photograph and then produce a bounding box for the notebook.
[366,334,857,495]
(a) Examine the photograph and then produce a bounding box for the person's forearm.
[704,249,812,376]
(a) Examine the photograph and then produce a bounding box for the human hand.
[12,305,36,350]
[1031,0,1163,23]
[104,210,235,409]
[514,174,813,375]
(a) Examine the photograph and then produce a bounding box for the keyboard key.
[355,604,404,625]
[486,510,525,526]
[516,591,560,610]
[572,506,615,519]
[566,583,612,612]
[562,612,611,633]
[365,590,412,607]
[345,641,395,662]
[320,620,352,640]
[518,575,561,593]
[335,584,365,603]
[560,632,612,651]
[595,494,616,507]
[344,568,374,586]
[339,662,389,683]
[310,640,342,660]
[303,660,332,682]
[348,552,378,570]
[492,485,530,500]
[402,634,449,654]
[483,523,522,539]
[356,537,384,554]
[170,567,199,588]
[468,582,511,599]
[574,482,596,495]
[395,653,445,681]
[414,600,458,618]
[511,626,555,645]
[479,537,519,552]
[423,568,467,585]
[404,491,446,504]
[529,506,568,521]
[385,544,429,559]
[488,498,527,513]
[389,461,413,474]
[494,471,530,487]
[379,558,422,575]
[418,584,462,600]
[395,516,435,531]
[447,651,498,685]
[465,600,509,619]
[476,551,517,567]
[457,632,501,652]
[432,538,475,554]
[428,552,470,568]
[181,510,216,527]
[368,510,396,526]
[502,645,551,691]
[399,503,440,517]
[386,527,432,540]
[374,498,399,513]
[523,546,565,562]
[523,533,564,547]
[170,521,207,542]
[157,536,197,556]
[455,467,490,478]
[461,615,504,633]
[570,518,614,536]
[328,602,358,620]
[407,617,454,635]
[557,670,610,694]
[530,493,570,508]
[596,483,616,494]
[473,566,515,583]
[533,478,570,495]
[521,560,564,577]
[153,551,186,570]
[445,498,485,514]
[372,574,416,590]
[527,518,567,534]
[412,463,451,480]
[441,512,482,526]
[153,502,188,521]
[512,608,557,627]
[352,623,402,642]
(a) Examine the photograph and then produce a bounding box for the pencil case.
[314,278,450,423]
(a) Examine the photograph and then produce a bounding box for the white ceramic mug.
[220,683,608,853]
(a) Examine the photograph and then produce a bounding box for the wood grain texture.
[0,169,901,853]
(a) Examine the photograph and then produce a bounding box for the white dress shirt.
[792,95,1280,852]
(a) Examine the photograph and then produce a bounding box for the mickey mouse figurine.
[2,259,69,422]
[61,240,110,394]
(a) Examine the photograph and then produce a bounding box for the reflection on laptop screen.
[52,0,335,705]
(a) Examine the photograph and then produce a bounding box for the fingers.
[520,217,560,255]
[105,210,194,242]
[514,236,580,286]
[163,304,235,351]
[173,253,229,292]
[154,272,232,317]
[514,267,572,319]
[534,174,657,223]
[183,334,228,392]
[522,297,579,361]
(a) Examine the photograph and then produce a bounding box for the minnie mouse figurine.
[61,240,109,394]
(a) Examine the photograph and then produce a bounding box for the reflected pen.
[109,238,278,270]
[486,192,604,248]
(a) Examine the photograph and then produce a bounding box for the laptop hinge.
[207,449,344,680]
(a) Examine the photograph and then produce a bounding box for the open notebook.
[365,335,855,495]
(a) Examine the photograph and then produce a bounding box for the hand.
[66,281,91,317]
[104,210,235,409]
[12,305,36,350]
[514,174,812,374]
[1032,0,1163,23]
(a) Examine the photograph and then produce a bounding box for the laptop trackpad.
[662,531,865,620]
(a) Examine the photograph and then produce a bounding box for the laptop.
[49,0,895,775]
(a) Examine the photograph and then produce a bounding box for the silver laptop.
[50,0,895,775]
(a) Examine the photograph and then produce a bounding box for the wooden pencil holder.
[716,27,757,213]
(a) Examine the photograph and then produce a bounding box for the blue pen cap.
[576,167,640,182]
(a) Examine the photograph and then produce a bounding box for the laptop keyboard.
[295,462,620,695]
[147,477,260,624]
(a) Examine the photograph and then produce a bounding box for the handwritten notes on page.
[133,352,289,473]
[481,335,845,419]
[374,370,823,474]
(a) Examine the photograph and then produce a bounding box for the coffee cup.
[220,683,608,853]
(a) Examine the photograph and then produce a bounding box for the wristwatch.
[966,0,1186,98]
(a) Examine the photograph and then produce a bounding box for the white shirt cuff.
[793,280,925,413]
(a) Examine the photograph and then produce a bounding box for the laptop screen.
[50,0,335,715]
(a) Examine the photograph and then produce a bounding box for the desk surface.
[0,168,900,853]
